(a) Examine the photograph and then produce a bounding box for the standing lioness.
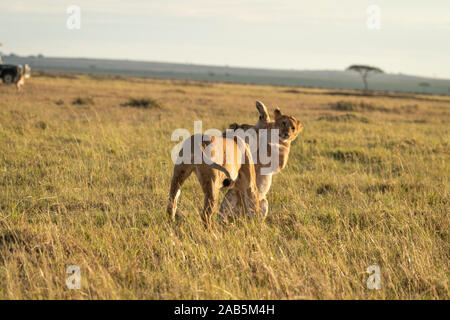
[220,102,303,219]
[167,101,303,227]
[16,74,25,92]
[167,134,259,228]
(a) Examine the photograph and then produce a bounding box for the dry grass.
[0,74,448,299]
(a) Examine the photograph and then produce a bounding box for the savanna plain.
[0,73,448,299]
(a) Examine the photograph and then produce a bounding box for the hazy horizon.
[5,53,450,81]
[1,0,449,78]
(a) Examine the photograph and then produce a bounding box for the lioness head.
[273,108,303,142]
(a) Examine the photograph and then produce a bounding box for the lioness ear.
[229,123,239,130]
[274,108,282,120]
[255,101,270,122]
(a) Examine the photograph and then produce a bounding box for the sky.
[1,0,449,79]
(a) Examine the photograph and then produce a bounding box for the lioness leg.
[233,144,259,218]
[220,191,269,219]
[219,188,243,221]
[167,164,194,221]
[260,198,269,217]
[200,178,219,228]
[240,187,260,218]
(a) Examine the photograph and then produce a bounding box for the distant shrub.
[316,183,336,195]
[328,149,383,165]
[35,121,47,130]
[167,89,186,94]
[72,97,94,105]
[330,101,378,112]
[33,71,78,79]
[121,97,162,109]
[330,101,419,114]
[318,113,369,123]
[174,80,213,88]
[88,74,127,81]
[396,104,419,113]
[365,182,396,194]
[283,89,302,94]
[330,149,366,162]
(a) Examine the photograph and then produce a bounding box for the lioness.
[167,101,302,227]
[219,102,303,219]
[16,74,25,92]
[167,133,260,228]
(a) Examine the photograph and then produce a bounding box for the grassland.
[0,73,448,299]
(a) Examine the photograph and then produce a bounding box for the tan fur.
[16,74,25,92]
[167,134,259,228]
[220,102,303,219]
[225,101,269,134]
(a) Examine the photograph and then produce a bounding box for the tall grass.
[0,75,448,299]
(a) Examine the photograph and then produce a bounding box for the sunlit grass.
[0,74,448,299]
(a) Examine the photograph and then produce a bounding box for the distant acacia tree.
[346,65,384,91]
[418,82,430,93]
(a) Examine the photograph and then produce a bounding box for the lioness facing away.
[167,133,260,228]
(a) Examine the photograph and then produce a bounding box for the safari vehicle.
[0,56,31,84]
